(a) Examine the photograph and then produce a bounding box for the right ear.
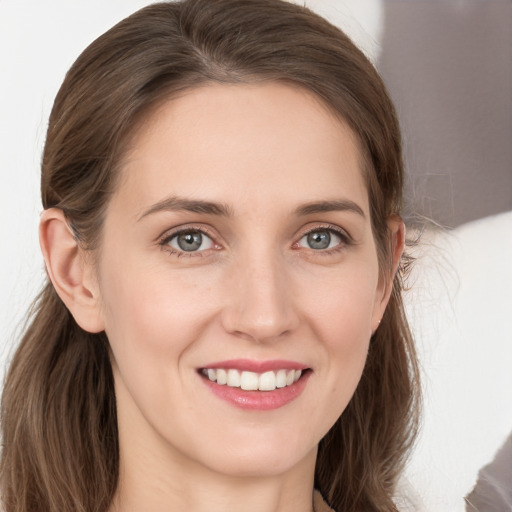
[39,208,105,333]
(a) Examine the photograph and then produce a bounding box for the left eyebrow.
[294,199,366,218]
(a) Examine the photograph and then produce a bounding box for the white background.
[1,1,511,511]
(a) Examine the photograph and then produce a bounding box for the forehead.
[114,82,369,218]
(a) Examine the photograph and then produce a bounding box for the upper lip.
[201,359,309,373]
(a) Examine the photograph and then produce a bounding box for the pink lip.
[202,358,309,372]
[199,360,311,411]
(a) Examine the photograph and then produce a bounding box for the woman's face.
[94,82,389,478]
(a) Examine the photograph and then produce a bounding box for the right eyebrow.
[137,195,233,222]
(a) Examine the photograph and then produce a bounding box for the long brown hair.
[0,1,420,511]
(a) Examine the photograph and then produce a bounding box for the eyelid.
[297,223,353,244]
[292,223,354,256]
[156,222,353,257]
[157,224,221,253]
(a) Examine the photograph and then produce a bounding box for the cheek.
[302,260,379,346]
[98,267,223,435]
[98,257,220,373]
[299,262,379,417]
[312,288,374,385]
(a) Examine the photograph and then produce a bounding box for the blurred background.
[1,1,511,510]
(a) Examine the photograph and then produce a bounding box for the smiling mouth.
[200,368,307,392]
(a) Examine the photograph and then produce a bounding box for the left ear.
[371,215,405,333]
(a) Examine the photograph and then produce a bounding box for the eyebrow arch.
[138,196,233,221]
[294,199,366,218]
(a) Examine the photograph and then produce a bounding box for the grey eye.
[169,231,213,252]
[299,229,341,250]
[307,231,330,249]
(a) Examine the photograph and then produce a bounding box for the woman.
[0,1,420,511]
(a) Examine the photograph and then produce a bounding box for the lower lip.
[201,371,310,410]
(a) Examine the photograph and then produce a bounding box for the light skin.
[40,82,404,512]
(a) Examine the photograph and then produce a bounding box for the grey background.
[379,0,512,228]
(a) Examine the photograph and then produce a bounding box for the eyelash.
[158,225,218,258]
[157,223,352,258]
[294,224,352,255]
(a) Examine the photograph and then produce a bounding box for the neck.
[109,442,317,512]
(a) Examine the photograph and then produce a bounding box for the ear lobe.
[371,215,405,332]
[39,208,105,333]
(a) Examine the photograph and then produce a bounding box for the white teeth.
[240,371,259,391]
[276,369,287,388]
[216,368,227,385]
[202,368,304,391]
[227,369,241,387]
[258,371,276,391]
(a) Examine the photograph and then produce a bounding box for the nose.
[221,251,299,343]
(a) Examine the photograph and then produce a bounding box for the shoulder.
[313,490,335,512]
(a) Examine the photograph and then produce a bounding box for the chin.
[203,444,317,479]
[185,427,319,479]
